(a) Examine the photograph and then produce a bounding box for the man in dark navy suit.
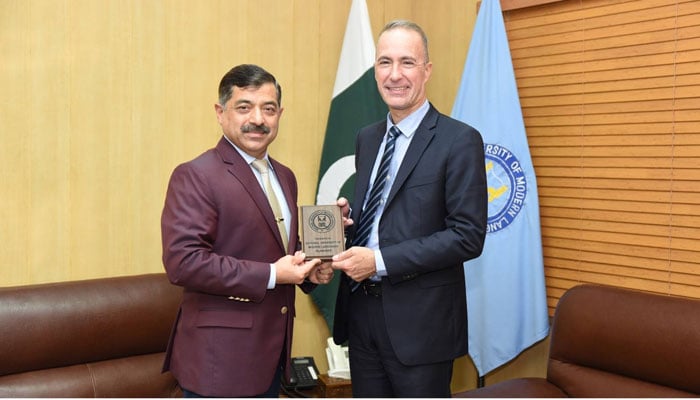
[331,21,488,397]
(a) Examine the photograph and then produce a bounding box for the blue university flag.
[451,0,550,377]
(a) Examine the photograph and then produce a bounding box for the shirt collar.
[385,100,430,138]
[222,135,270,167]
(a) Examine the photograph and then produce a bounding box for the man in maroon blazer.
[161,64,333,397]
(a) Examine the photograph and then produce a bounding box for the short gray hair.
[379,20,430,63]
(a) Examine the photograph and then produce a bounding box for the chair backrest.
[0,273,182,397]
[547,284,700,397]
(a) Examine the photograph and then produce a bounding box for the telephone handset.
[285,356,319,390]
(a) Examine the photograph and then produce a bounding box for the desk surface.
[313,374,352,398]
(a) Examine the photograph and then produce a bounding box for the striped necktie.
[353,125,401,247]
[349,126,400,291]
[252,159,288,250]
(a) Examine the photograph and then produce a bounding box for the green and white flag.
[312,0,387,331]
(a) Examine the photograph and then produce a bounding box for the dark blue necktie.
[350,126,400,291]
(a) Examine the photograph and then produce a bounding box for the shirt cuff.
[374,249,387,277]
[268,263,276,289]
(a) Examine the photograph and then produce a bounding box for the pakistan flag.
[312,0,387,332]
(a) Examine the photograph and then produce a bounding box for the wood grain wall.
[505,0,700,310]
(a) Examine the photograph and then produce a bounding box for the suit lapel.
[270,157,297,253]
[216,138,286,252]
[352,122,387,224]
[385,105,439,207]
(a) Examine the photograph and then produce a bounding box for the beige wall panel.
[29,0,72,283]
[1,1,19,281]
[1,1,31,284]
[68,0,129,280]
[130,2,167,272]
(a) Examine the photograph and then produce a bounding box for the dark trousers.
[347,289,454,398]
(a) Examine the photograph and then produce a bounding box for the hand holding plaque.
[300,205,345,260]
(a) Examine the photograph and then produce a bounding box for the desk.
[313,374,352,398]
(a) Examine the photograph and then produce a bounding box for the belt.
[358,280,382,297]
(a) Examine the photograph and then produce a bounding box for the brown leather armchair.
[456,284,700,397]
[0,273,182,397]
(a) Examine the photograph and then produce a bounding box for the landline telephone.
[325,337,351,380]
[281,338,349,397]
[284,356,319,390]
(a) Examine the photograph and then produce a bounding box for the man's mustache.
[241,124,271,134]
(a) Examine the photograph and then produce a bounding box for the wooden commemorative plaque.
[300,205,344,260]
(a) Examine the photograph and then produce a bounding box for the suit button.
[281,306,288,314]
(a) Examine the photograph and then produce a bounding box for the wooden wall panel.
[505,0,700,314]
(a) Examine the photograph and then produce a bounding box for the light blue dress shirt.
[364,100,430,278]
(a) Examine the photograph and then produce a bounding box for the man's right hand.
[275,252,321,285]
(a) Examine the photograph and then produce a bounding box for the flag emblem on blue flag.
[485,144,527,233]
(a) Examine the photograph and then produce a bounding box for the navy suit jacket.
[161,137,312,397]
[333,104,487,366]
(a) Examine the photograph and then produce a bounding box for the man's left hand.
[330,247,376,282]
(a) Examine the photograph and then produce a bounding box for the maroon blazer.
[161,137,312,397]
